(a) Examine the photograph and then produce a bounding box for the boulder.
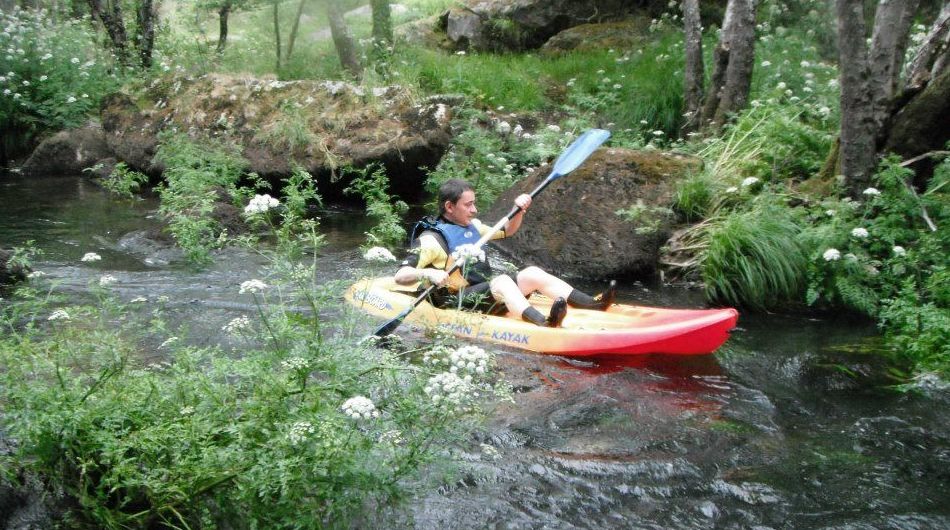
[441,0,645,52]
[540,18,651,55]
[21,121,115,176]
[99,74,456,201]
[0,249,29,287]
[486,148,702,279]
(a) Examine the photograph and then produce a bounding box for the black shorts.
[428,279,510,315]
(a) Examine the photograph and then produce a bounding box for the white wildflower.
[341,396,380,420]
[180,406,195,415]
[363,246,397,263]
[239,279,268,294]
[244,193,280,215]
[825,210,835,217]
[455,50,466,55]
[451,243,486,265]
[66,95,76,103]
[424,372,471,408]
[726,186,739,193]
[222,315,251,333]
[80,252,102,262]
[27,270,46,279]
[546,124,561,133]
[892,246,906,257]
[159,336,179,349]
[741,177,759,187]
[98,274,118,286]
[652,130,664,136]
[130,296,148,303]
[496,120,511,135]
[280,356,308,371]
[448,345,491,377]
[823,248,841,261]
[47,309,71,321]
[851,227,869,239]
[777,82,787,90]
[862,187,881,197]
[70,57,79,64]
[761,60,771,67]
[287,421,315,445]
[480,443,499,460]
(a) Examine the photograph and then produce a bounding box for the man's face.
[444,190,477,225]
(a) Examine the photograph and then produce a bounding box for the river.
[1,174,948,529]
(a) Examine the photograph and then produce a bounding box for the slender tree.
[699,0,756,130]
[370,0,392,58]
[327,0,361,78]
[681,0,704,134]
[272,0,281,70]
[217,0,233,53]
[86,0,130,65]
[285,0,306,60]
[134,0,158,68]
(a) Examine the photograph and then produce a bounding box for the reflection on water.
[2,173,949,529]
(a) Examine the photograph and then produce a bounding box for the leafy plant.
[343,163,409,250]
[96,162,150,199]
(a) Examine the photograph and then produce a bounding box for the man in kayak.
[394,178,615,327]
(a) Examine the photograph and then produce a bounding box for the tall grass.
[695,201,808,310]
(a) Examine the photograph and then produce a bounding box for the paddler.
[394,178,615,327]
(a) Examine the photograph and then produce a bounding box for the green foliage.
[94,162,150,199]
[673,172,716,222]
[1,205,500,528]
[154,133,249,265]
[803,156,950,375]
[254,101,320,152]
[343,163,409,250]
[697,200,808,310]
[0,8,129,151]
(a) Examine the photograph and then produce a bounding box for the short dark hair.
[438,179,474,216]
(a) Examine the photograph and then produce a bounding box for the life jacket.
[409,215,494,285]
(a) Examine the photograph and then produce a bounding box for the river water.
[2,175,948,529]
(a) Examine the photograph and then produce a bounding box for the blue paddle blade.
[548,129,611,179]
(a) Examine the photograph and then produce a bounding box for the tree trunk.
[699,0,756,130]
[836,0,878,194]
[885,67,950,165]
[327,0,362,79]
[682,0,704,135]
[217,1,232,54]
[370,0,393,54]
[867,0,920,141]
[285,0,306,60]
[712,0,755,127]
[904,3,950,97]
[86,0,130,65]
[272,0,282,71]
[135,0,159,68]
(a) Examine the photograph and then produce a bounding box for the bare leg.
[515,266,573,300]
[489,275,531,316]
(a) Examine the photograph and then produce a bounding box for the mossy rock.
[540,18,651,55]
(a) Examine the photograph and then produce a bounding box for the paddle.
[373,128,611,337]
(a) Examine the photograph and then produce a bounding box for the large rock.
[486,148,702,279]
[100,74,456,201]
[441,0,652,52]
[540,18,651,55]
[21,121,114,176]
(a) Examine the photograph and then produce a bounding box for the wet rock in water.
[117,228,183,266]
[0,249,29,287]
[99,74,455,201]
[486,148,702,279]
[21,121,114,176]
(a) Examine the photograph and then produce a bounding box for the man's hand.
[514,193,532,212]
[420,269,448,286]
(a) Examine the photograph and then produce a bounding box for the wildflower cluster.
[244,194,280,215]
[80,252,102,263]
[222,315,251,334]
[287,421,316,445]
[451,243,486,265]
[341,396,380,421]
[424,372,472,410]
[363,246,397,263]
[1,6,124,141]
[239,279,267,294]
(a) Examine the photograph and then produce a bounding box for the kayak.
[345,277,739,357]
